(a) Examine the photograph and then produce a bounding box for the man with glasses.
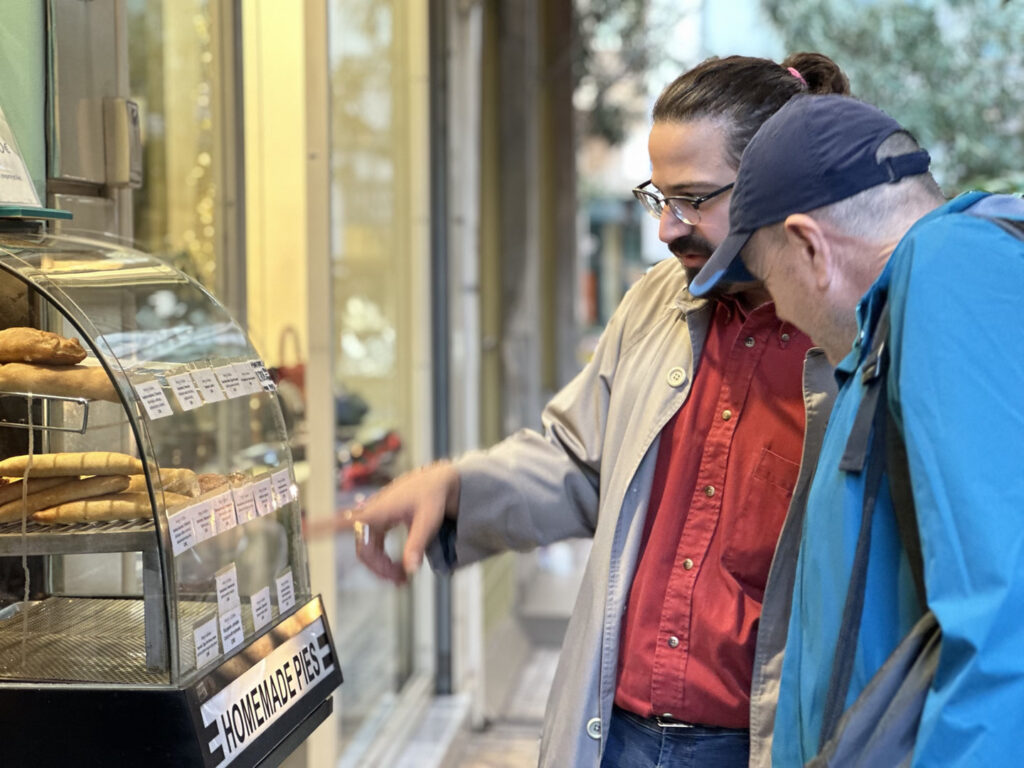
[349,54,849,767]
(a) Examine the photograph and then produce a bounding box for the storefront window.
[328,0,423,756]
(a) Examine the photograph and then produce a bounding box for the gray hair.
[809,132,946,242]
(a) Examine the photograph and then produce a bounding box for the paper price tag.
[219,606,245,653]
[194,614,220,668]
[214,365,245,399]
[233,361,263,395]
[211,491,237,533]
[271,469,293,509]
[191,500,215,542]
[231,484,258,524]
[191,368,226,403]
[167,372,204,411]
[169,507,198,556]
[134,379,174,420]
[215,563,241,613]
[254,360,276,392]
[253,477,275,517]
[276,569,295,614]
[251,586,273,630]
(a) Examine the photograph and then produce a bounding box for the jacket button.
[666,367,686,387]
[586,717,602,739]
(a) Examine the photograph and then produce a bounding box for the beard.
[669,233,731,298]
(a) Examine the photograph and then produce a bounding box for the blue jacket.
[772,192,1024,766]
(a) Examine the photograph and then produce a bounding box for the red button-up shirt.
[614,297,811,728]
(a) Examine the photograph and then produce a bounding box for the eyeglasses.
[632,180,735,226]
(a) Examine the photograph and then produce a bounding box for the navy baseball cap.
[689,95,930,296]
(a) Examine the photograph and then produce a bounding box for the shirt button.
[744,336,756,348]
[667,636,680,648]
[781,333,791,342]
[586,717,602,739]
[666,366,686,387]
[722,409,732,421]
[682,558,694,570]
[704,485,715,497]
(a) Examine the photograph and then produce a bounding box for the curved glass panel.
[0,232,309,686]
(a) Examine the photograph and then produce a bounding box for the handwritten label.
[215,563,241,613]
[233,362,262,395]
[192,368,226,403]
[275,570,295,614]
[211,491,237,533]
[169,507,198,556]
[134,379,173,420]
[194,615,220,668]
[253,478,275,517]
[271,469,293,509]
[251,586,273,630]
[167,372,204,411]
[231,484,258,524]
[214,365,245,399]
[219,606,245,653]
[192,500,215,542]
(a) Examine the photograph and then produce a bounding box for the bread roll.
[0,362,117,402]
[0,475,131,523]
[125,468,200,497]
[32,490,192,523]
[197,472,229,493]
[0,451,143,478]
[0,327,87,365]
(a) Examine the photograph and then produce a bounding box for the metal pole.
[428,0,453,696]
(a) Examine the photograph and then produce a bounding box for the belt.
[615,706,746,733]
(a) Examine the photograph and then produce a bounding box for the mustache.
[668,233,716,259]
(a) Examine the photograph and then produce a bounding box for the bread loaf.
[0,327,87,365]
[0,451,143,478]
[32,490,192,523]
[0,475,131,523]
[0,362,117,402]
[125,468,200,497]
[0,476,76,506]
[197,472,229,493]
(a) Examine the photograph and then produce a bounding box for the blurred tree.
[763,0,1024,192]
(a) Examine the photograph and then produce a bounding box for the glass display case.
[0,225,341,766]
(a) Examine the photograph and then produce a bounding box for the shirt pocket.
[722,447,800,599]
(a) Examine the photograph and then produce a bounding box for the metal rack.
[0,391,91,434]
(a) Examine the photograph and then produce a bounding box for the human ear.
[782,214,833,291]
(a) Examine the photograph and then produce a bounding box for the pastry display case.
[0,226,342,767]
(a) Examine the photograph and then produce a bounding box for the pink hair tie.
[787,66,808,87]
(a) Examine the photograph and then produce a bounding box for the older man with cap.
[691,94,1024,766]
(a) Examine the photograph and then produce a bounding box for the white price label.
[214,365,245,399]
[191,500,215,542]
[134,379,174,420]
[194,615,220,668]
[233,361,263,395]
[276,570,295,614]
[271,469,293,509]
[253,478,274,517]
[219,606,245,653]
[211,491,237,533]
[251,586,273,630]
[191,368,226,403]
[215,563,241,613]
[231,484,258,524]
[167,373,204,411]
[255,361,276,392]
[169,507,198,556]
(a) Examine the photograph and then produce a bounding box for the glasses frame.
[632,179,735,226]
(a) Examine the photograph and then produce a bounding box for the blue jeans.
[600,707,750,768]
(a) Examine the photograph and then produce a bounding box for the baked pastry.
[0,476,75,506]
[0,362,117,402]
[0,475,131,523]
[32,490,192,523]
[125,468,200,497]
[0,327,87,365]
[0,451,143,478]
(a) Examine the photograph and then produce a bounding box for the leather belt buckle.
[655,714,694,729]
